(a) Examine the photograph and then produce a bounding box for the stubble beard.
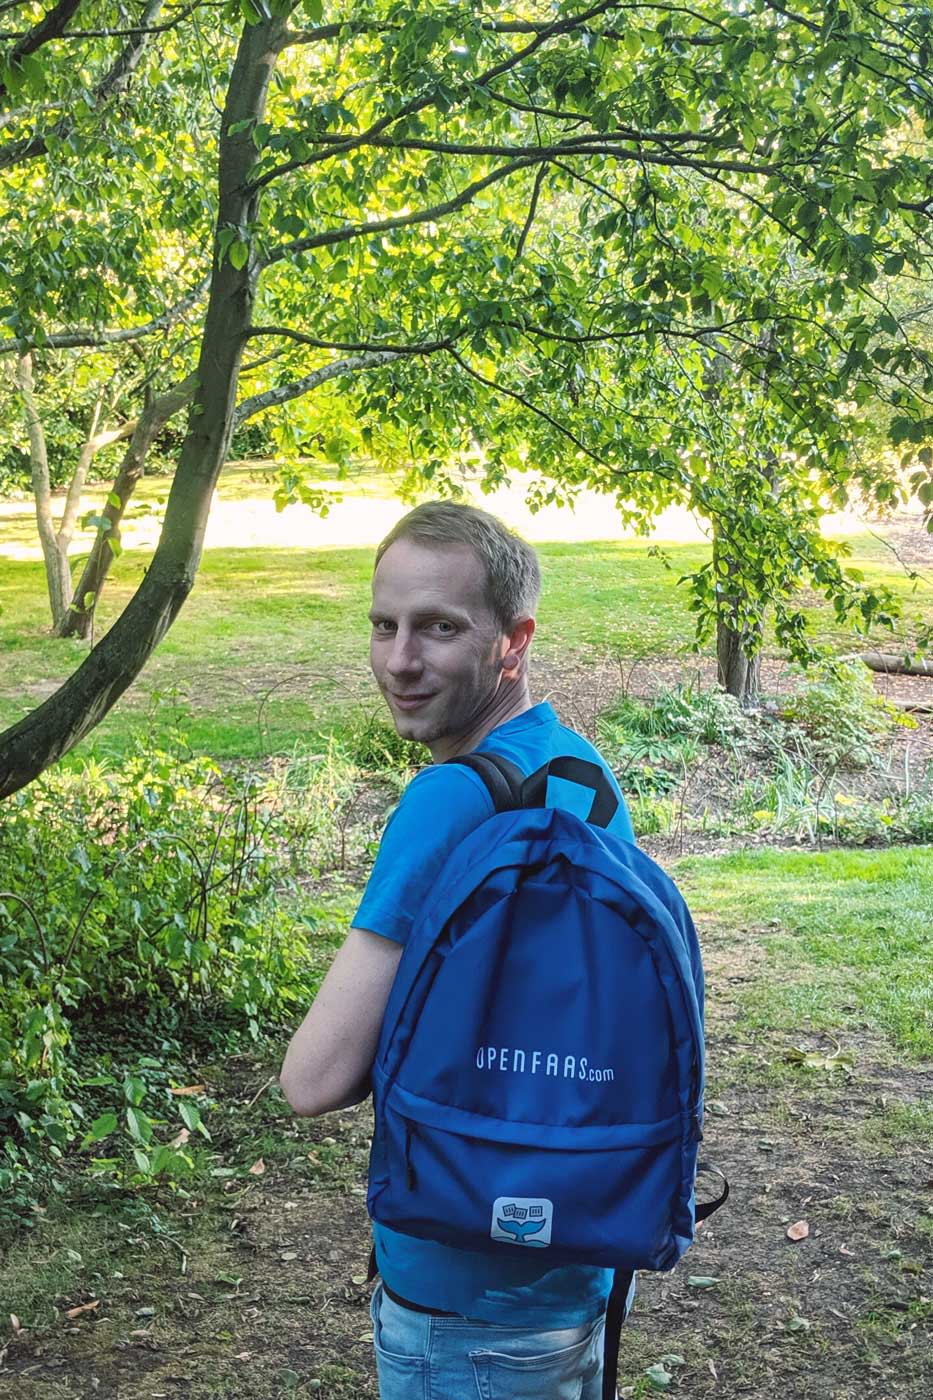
[384,657,502,749]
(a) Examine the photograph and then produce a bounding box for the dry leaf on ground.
[64,1301,100,1319]
[786,1220,810,1241]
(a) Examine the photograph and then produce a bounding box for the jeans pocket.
[370,1284,429,1400]
[470,1314,604,1400]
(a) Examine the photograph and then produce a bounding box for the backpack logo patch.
[491,1197,553,1247]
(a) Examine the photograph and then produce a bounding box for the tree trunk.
[58,376,195,639]
[717,619,762,707]
[15,352,73,628]
[859,651,933,678]
[712,523,762,708]
[0,15,288,799]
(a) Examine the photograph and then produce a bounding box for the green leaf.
[645,1363,673,1390]
[180,1099,211,1141]
[229,239,249,270]
[84,1112,118,1144]
[123,1076,146,1106]
[126,1105,152,1145]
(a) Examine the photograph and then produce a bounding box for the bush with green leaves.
[781,659,911,768]
[265,712,421,879]
[329,708,426,774]
[0,743,316,1223]
[598,683,747,799]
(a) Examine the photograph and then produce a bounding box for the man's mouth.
[390,692,434,711]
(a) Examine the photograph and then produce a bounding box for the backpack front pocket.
[371,1089,691,1272]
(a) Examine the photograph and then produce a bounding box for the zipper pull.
[405,1123,417,1190]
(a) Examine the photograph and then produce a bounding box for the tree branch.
[245,325,465,355]
[251,0,625,191]
[446,347,609,468]
[514,164,547,264]
[267,156,540,264]
[0,272,210,356]
[234,350,416,424]
[0,0,82,103]
[0,0,164,169]
[0,4,198,42]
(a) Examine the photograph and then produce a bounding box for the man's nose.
[385,629,423,677]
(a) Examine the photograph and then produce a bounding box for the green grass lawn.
[2,466,931,762]
[678,845,933,1059]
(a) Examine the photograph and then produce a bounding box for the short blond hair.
[375,501,540,632]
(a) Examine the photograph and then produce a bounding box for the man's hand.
[279,927,403,1117]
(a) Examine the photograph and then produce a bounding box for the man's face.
[369,538,505,748]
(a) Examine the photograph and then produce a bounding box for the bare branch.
[245,324,466,355]
[234,350,407,423]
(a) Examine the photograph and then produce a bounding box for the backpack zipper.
[404,1120,417,1190]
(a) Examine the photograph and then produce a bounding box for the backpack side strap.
[444,752,525,813]
[602,1268,635,1400]
[695,1161,730,1222]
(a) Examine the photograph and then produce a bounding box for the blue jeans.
[370,1282,615,1400]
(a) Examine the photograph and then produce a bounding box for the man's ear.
[500,617,535,678]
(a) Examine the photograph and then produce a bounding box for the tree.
[2,1,933,793]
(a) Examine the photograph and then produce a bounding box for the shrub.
[0,743,315,1223]
[781,659,912,768]
[629,796,676,837]
[648,685,749,749]
[329,708,425,774]
[598,683,744,801]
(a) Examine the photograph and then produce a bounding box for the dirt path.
[2,915,930,1400]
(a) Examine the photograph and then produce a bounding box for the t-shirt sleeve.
[353,764,495,944]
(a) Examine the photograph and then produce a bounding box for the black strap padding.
[602,1268,634,1400]
[444,752,525,813]
[694,1160,730,1222]
[522,756,619,829]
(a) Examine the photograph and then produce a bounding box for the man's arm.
[279,927,403,1117]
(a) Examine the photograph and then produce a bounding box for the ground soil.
[2,900,930,1400]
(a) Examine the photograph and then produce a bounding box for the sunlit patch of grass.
[2,453,930,765]
[678,847,933,1058]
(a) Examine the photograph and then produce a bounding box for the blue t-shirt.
[354,701,635,1325]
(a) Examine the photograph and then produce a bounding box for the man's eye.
[433,621,456,635]
[373,620,395,634]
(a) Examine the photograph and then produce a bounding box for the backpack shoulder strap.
[443,752,525,813]
[522,756,619,829]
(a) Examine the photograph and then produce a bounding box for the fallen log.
[859,651,933,678]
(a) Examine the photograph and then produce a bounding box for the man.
[280,501,635,1399]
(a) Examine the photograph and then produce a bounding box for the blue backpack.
[367,754,727,1397]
